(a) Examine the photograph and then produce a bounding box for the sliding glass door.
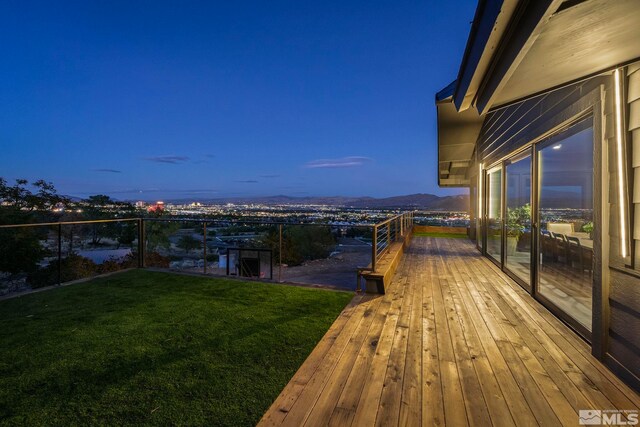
[486,167,502,263]
[536,119,594,334]
[479,116,595,339]
[504,153,532,290]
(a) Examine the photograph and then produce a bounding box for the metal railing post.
[57,223,62,285]
[278,224,283,282]
[203,222,207,274]
[372,225,378,272]
[68,227,73,254]
[269,249,273,280]
[138,218,146,268]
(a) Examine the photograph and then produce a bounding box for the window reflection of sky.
[539,125,594,209]
[536,123,594,332]
[507,156,531,209]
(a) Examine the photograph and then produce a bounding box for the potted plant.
[582,221,594,240]
[506,204,531,255]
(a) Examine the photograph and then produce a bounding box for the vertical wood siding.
[608,64,640,382]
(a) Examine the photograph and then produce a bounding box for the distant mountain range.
[71,188,591,211]
[165,193,470,211]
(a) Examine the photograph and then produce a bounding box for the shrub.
[144,252,171,268]
[0,225,48,275]
[28,254,98,288]
[98,259,124,274]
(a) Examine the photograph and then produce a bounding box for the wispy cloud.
[92,168,122,173]
[143,155,190,164]
[304,156,372,169]
[205,154,215,159]
[235,180,258,183]
[260,174,280,179]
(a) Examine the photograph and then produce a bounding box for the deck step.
[361,233,413,294]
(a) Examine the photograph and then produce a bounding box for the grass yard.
[0,270,353,426]
[412,231,468,239]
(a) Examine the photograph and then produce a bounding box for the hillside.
[166,193,469,211]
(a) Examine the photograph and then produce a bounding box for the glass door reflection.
[486,167,502,263]
[537,119,594,334]
[504,153,532,290]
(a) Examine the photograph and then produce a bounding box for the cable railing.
[0,212,414,297]
[0,218,143,291]
[370,211,414,272]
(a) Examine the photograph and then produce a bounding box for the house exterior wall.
[606,64,640,384]
[471,68,640,389]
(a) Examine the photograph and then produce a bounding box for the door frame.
[477,85,605,346]
[502,148,534,293]
[484,164,504,268]
[533,114,596,342]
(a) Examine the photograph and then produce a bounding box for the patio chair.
[565,236,583,272]
[540,230,554,265]
[551,232,568,264]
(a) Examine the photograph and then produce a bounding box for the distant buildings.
[147,201,165,213]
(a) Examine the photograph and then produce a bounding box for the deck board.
[258,237,640,426]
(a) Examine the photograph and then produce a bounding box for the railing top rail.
[0,217,141,229]
[373,211,414,228]
[0,210,414,230]
[143,217,374,228]
[0,216,381,229]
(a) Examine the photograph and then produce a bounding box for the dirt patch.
[279,244,371,290]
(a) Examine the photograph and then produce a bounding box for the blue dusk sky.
[1,0,476,200]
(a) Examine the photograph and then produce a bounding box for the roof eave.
[452,0,509,112]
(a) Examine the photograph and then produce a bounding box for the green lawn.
[413,232,468,238]
[0,270,353,426]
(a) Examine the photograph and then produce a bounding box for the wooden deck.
[259,236,640,427]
